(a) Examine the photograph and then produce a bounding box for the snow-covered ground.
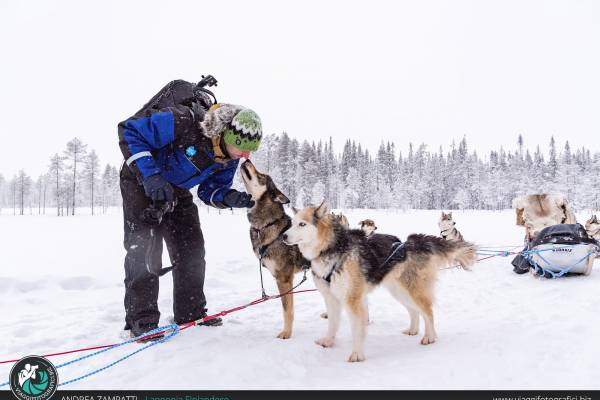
[1,208,599,390]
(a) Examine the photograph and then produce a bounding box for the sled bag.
[526,224,599,276]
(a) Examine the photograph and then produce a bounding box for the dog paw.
[320,312,328,319]
[403,328,418,336]
[277,330,292,339]
[347,351,365,362]
[315,337,335,348]
[420,335,436,345]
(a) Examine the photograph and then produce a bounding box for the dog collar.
[440,228,453,236]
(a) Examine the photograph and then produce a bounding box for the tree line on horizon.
[2,133,599,215]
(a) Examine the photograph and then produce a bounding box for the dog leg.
[276,279,294,339]
[411,293,437,345]
[346,294,368,362]
[402,307,420,336]
[386,285,419,335]
[315,283,340,348]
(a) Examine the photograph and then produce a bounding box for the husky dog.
[438,212,464,241]
[240,160,311,339]
[585,215,600,241]
[512,194,577,241]
[332,212,349,228]
[283,201,477,362]
[359,219,377,237]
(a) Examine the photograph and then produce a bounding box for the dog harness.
[440,227,456,239]
[252,215,310,299]
[253,217,293,259]
[320,259,341,284]
[317,241,406,285]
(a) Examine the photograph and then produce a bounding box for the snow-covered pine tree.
[49,153,66,216]
[84,150,100,215]
[16,170,32,216]
[64,138,88,215]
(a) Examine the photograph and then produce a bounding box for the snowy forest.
[244,133,600,211]
[0,138,121,216]
[1,133,599,215]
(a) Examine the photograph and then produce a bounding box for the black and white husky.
[438,212,464,241]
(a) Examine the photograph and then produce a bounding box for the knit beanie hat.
[223,109,262,152]
[200,104,262,152]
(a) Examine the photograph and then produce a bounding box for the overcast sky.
[1,0,599,178]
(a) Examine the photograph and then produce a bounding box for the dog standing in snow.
[283,201,477,362]
[438,212,464,241]
[241,160,312,339]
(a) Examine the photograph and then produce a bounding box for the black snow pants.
[120,165,207,333]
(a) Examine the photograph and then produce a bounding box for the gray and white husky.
[283,201,477,362]
[438,212,464,241]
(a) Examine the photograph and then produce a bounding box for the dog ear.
[593,215,599,223]
[315,200,329,219]
[448,212,452,219]
[273,188,290,204]
[291,206,298,215]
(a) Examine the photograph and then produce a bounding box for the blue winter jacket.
[118,80,238,208]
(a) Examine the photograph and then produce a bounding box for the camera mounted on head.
[194,74,219,108]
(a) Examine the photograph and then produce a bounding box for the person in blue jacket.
[117,79,262,340]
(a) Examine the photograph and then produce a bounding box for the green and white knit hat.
[200,104,262,152]
[223,109,262,152]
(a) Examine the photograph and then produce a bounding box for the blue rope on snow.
[476,245,523,258]
[0,323,179,388]
[476,249,513,257]
[523,248,596,279]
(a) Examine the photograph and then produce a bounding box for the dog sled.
[512,224,599,278]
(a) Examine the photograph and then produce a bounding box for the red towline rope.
[0,288,318,366]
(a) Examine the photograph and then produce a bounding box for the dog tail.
[404,234,477,270]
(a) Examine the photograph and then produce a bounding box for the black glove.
[143,174,175,204]
[223,190,255,208]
